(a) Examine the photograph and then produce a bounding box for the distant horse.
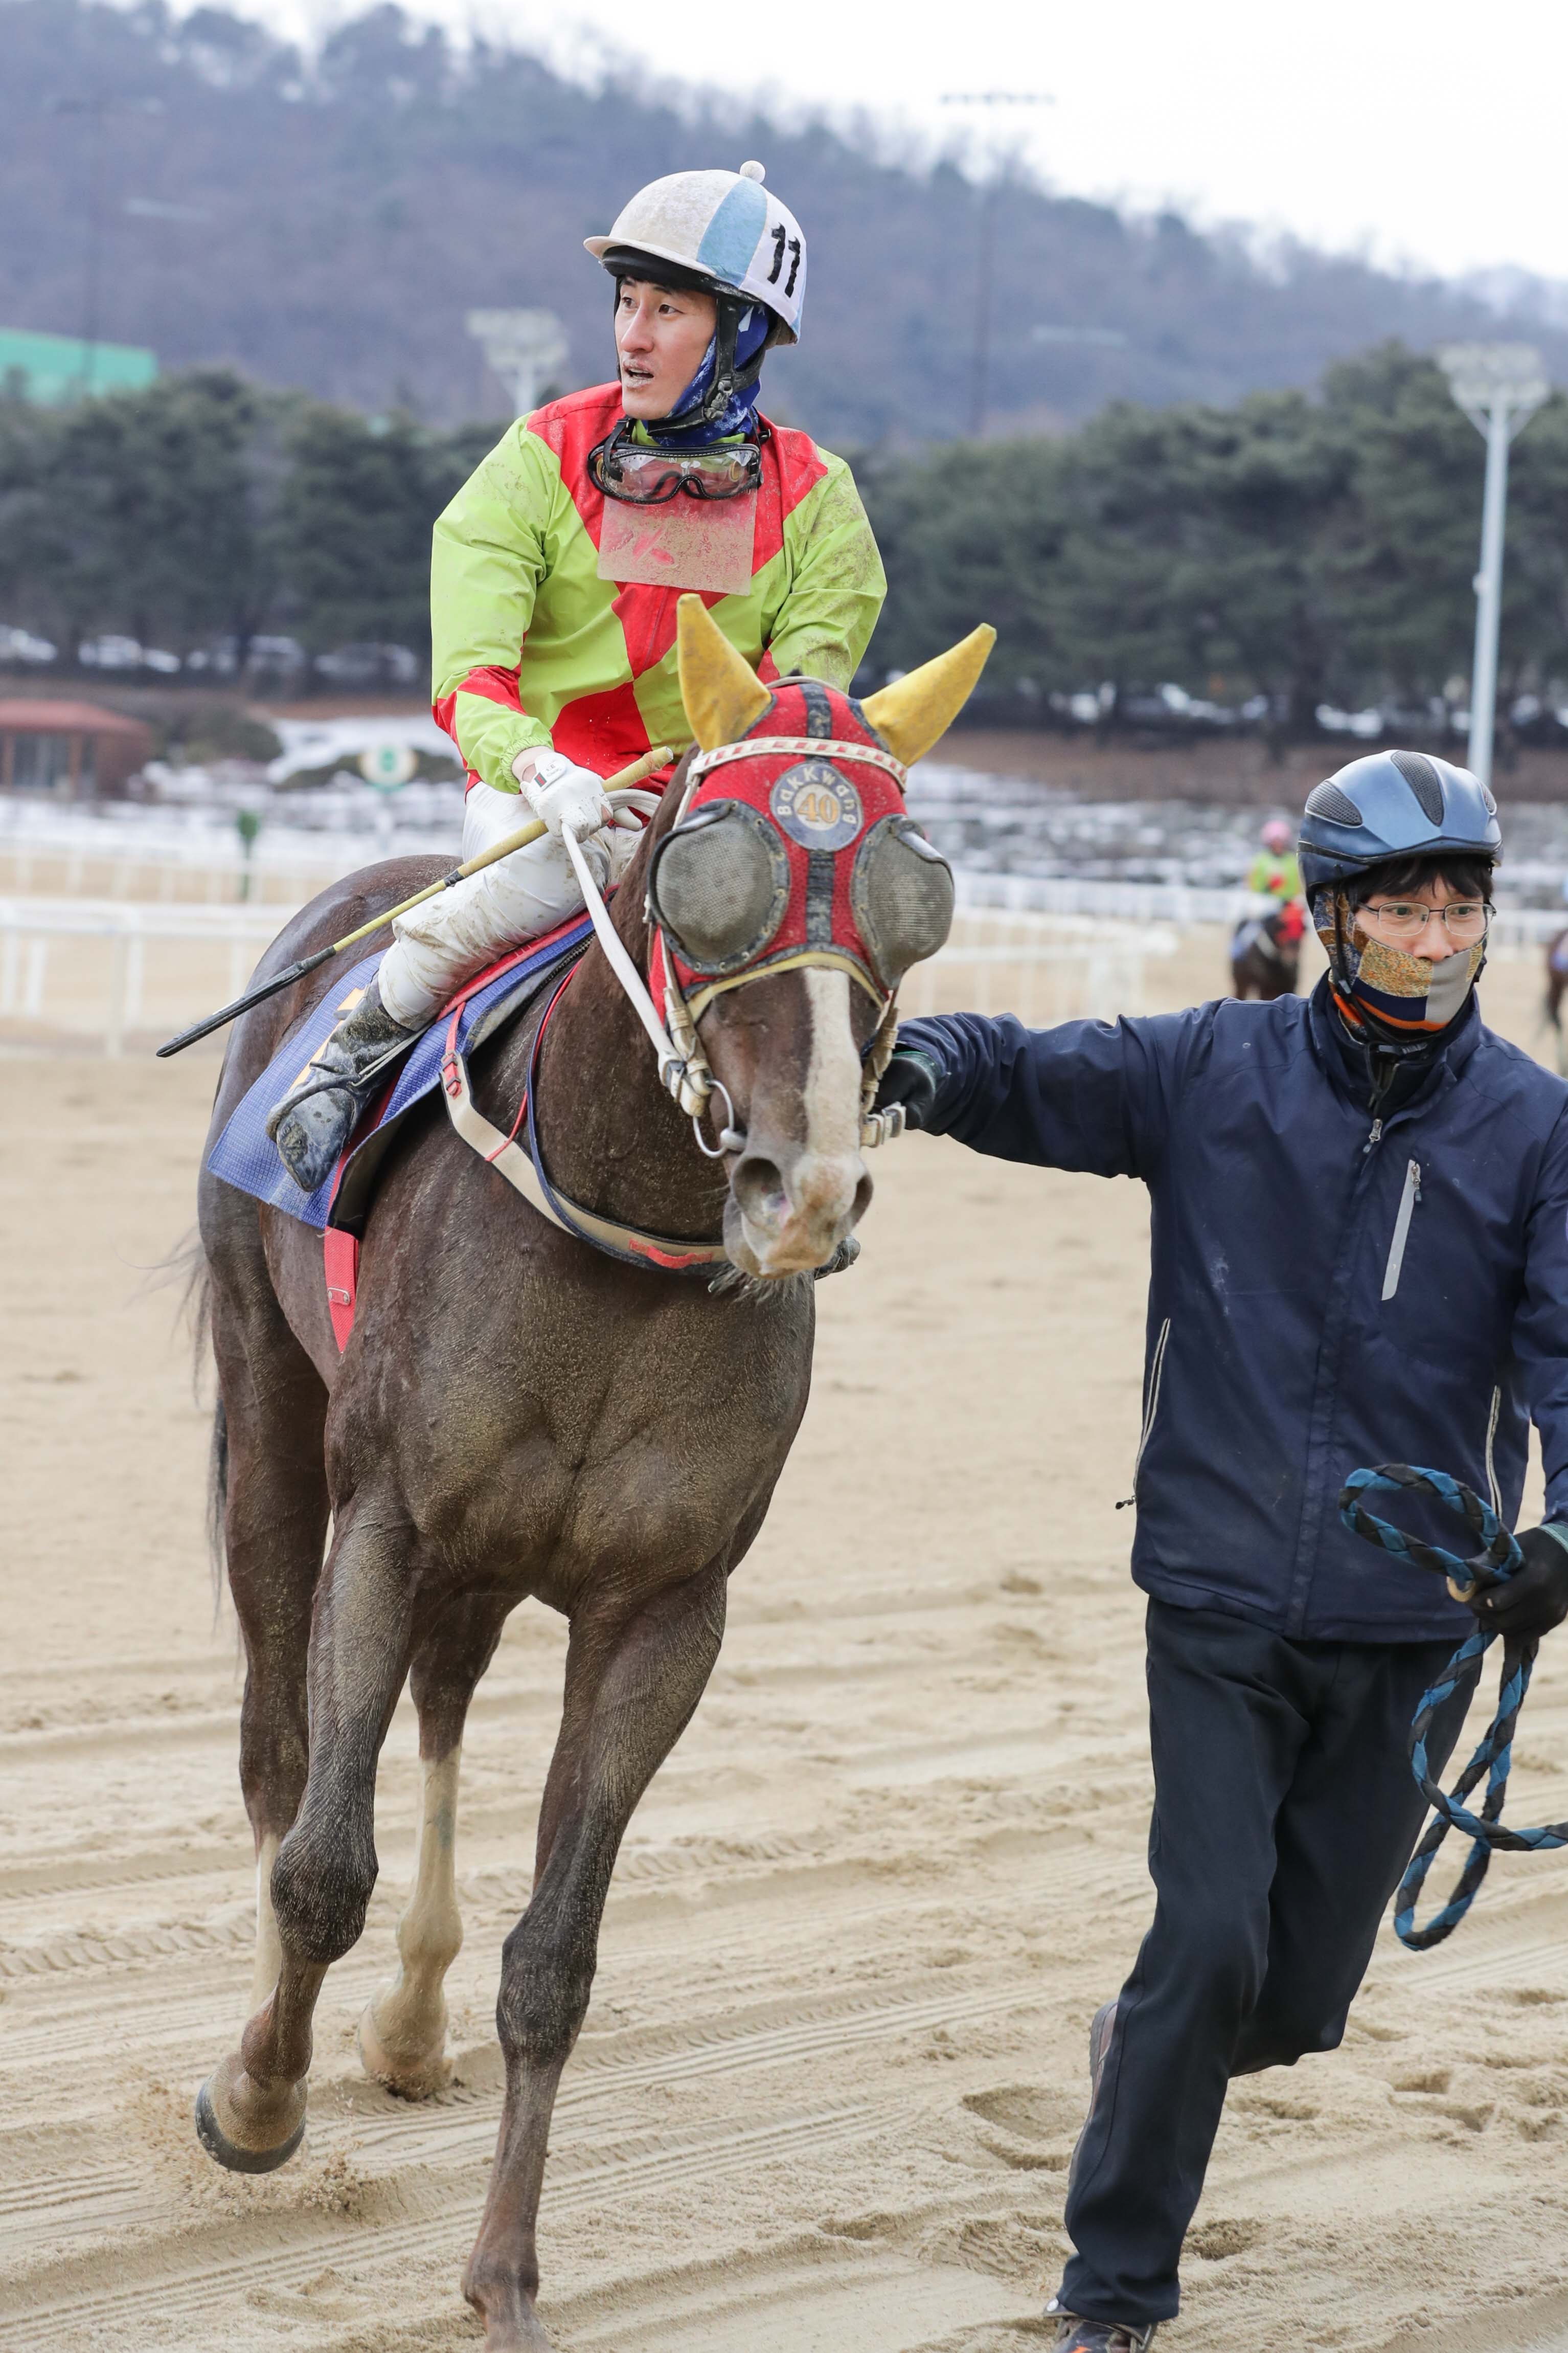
[1232,900,1305,1001]
[189,599,989,2352]
[1544,927,1568,1074]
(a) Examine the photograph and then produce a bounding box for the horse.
[1231,899,1305,1001]
[1544,927,1568,1074]
[188,597,992,2352]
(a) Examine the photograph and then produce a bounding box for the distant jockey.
[268,160,886,1193]
[1232,816,1305,977]
[1248,816,1302,905]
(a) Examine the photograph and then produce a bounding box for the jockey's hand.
[874,1046,941,1132]
[1474,1525,1568,1641]
[514,749,612,846]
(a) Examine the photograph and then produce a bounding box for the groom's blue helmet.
[1298,750,1501,899]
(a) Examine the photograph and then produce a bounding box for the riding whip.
[156,746,674,1057]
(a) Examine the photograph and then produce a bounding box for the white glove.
[514,748,611,845]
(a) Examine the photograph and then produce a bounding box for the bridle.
[560,735,918,1159]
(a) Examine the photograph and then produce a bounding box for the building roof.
[0,701,153,738]
[0,327,158,406]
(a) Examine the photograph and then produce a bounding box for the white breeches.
[377,780,629,1030]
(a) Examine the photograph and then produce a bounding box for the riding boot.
[265,977,420,1194]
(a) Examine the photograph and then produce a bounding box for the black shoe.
[1065,1996,1119,2196]
[1047,2306,1156,2352]
[265,978,418,1193]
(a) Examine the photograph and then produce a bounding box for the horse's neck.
[508,914,728,1243]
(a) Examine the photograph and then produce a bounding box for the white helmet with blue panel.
[586,161,806,345]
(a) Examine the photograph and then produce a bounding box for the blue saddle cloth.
[207,916,592,1232]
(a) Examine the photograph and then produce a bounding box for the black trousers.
[1058,1598,1464,2328]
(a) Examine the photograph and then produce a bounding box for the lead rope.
[1339,1463,1568,1947]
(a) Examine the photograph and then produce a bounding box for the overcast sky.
[217,0,1568,285]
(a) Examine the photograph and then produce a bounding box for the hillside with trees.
[5,0,1568,447]
[6,347,1565,737]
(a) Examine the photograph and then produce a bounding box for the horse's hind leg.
[358,1593,509,2097]
[463,1562,728,2352]
[196,1495,416,2173]
[209,1261,330,2011]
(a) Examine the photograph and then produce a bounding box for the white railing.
[0,898,282,1056]
[0,897,1179,1054]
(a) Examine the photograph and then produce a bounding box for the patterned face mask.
[1314,889,1485,1040]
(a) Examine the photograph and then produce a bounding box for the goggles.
[589,424,763,506]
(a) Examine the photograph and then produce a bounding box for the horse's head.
[638,597,992,1280]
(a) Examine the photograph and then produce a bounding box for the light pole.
[466,310,571,417]
[51,96,164,392]
[940,92,1053,438]
[1439,342,1550,789]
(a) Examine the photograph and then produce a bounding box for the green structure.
[0,327,157,405]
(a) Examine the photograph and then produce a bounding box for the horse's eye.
[649,801,790,974]
[850,815,955,984]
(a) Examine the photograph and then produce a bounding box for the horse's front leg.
[463,1560,729,2352]
[359,1592,509,2097]
[196,1495,416,2172]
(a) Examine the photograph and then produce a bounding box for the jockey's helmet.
[1259,817,1292,854]
[1298,750,1500,899]
[586,163,806,347]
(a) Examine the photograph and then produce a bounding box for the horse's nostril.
[733,1154,788,1228]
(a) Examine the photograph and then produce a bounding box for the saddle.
[208,905,736,1352]
[207,913,596,1343]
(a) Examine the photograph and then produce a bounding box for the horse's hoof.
[195,2052,307,2173]
[357,1998,452,2099]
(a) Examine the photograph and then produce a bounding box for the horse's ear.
[860,625,997,767]
[677,594,772,750]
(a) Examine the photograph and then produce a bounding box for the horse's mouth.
[723,1148,871,1279]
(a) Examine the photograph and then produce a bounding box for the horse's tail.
[208,1389,230,1598]
[157,1230,229,1601]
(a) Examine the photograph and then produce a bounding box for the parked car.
[78,635,180,675]
[314,642,420,688]
[0,625,57,665]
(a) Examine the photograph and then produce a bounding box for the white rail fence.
[0,898,1180,1055]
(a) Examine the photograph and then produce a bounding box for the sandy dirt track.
[6,932,1568,2352]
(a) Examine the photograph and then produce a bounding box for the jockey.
[268,160,886,1192]
[1248,815,1302,905]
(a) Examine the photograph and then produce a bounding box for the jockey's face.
[616,280,719,420]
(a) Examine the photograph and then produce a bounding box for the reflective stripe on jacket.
[430,383,885,789]
[901,980,1568,1641]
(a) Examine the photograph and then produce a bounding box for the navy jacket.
[903,981,1568,1641]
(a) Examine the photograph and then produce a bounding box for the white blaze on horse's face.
[718,969,872,1280]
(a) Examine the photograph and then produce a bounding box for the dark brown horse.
[189,601,991,2351]
[1231,900,1305,1001]
[1544,926,1568,1074]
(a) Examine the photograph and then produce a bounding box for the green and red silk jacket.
[430,383,887,792]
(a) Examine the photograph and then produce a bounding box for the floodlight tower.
[940,92,1054,437]
[466,310,571,417]
[1440,343,1550,789]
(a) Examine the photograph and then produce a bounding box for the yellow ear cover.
[860,625,997,767]
[676,594,774,750]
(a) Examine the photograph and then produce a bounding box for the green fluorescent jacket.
[431,382,887,790]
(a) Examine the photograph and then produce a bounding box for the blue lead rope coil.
[1340,1463,1566,1949]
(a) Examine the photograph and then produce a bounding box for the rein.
[1339,1463,1568,1947]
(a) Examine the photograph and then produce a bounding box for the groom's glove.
[1474,1523,1568,1640]
[873,1046,942,1133]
